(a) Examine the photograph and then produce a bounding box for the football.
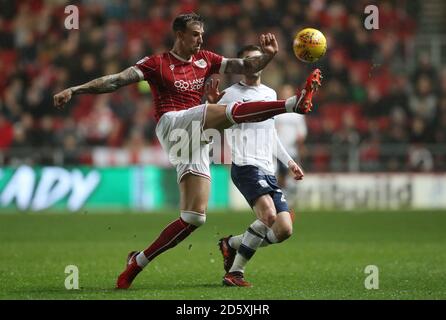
[293,28,327,63]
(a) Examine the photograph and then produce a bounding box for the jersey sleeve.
[134,56,157,81]
[271,89,278,101]
[202,50,227,75]
[273,129,293,167]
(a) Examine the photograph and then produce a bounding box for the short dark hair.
[172,13,204,32]
[237,45,262,58]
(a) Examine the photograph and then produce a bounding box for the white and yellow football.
[293,28,327,63]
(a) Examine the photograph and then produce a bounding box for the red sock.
[230,100,287,123]
[142,218,197,261]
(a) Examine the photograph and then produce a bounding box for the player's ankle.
[285,96,297,113]
[135,252,149,268]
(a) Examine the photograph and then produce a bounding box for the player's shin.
[137,211,206,267]
[226,100,292,124]
[229,220,269,273]
[229,226,278,250]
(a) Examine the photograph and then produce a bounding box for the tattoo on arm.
[224,54,274,74]
[71,67,142,94]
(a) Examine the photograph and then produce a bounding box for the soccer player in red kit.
[53,13,322,289]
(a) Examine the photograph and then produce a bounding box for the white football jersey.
[218,81,290,175]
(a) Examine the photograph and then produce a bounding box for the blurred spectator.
[409,75,438,124]
[61,134,81,166]
[8,124,33,165]
[79,96,117,146]
[0,115,14,150]
[331,113,360,171]
[363,83,385,118]
[382,108,409,171]
[409,145,434,172]
[413,52,438,84]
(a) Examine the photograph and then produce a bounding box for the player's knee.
[183,201,208,216]
[180,210,206,227]
[277,224,293,242]
[259,207,277,227]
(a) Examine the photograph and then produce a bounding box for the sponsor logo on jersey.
[174,77,205,92]
[194,59,207,68]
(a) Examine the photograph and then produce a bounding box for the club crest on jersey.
[169,64,175,71]
[194,59,207,69]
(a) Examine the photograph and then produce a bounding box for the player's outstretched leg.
[116,211,205,289]
[204,69,322,130]
[227,68,322,121]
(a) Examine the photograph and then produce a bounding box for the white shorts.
[156,104,211,184]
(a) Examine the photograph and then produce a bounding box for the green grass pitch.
[0,210,445,299]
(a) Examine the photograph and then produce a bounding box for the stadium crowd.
[0,0,445,171]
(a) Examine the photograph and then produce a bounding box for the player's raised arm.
[53,66,143,108]
[224,33,278,75]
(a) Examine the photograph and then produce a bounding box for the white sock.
[285,88,307,113]
[229,227,279,249]
[265,228,279,245]
[135,252,149,268]
[229,220,268,273]
[285,96,297,112]
[228,234,243,249]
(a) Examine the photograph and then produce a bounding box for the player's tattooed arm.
[225,54,274,74]
[71,67,141,94]
[224,33,278,74]
[54,67,142,108]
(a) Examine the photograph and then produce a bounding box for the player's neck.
[242,76,261,87]
[170,44,193,62]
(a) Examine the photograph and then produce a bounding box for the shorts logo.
[194,59,207,68]
[258,179,268,188]
[174,77,205,92]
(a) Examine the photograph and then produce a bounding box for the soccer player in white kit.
[206,45,305,287]
[53,13,322,289]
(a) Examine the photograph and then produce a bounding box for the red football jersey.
[134,50,226,122]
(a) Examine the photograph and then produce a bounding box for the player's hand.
[288,160,304,181]
[260,33,279,57]
[53,88,73,108]
[205,79,225,104]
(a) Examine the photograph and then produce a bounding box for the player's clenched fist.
[53,88,73,108]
